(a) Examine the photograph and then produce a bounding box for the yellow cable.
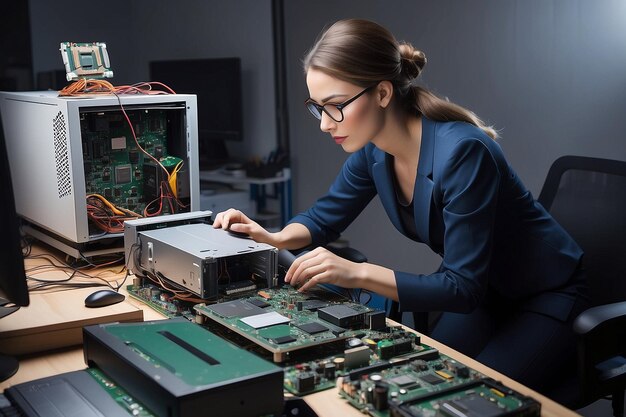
[87,194,142,218]
[87,194,126,216]
[168,161,184,198]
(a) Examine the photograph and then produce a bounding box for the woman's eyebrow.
[310,93,349,104]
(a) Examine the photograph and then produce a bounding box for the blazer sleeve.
[396,138,501,313]
[288,148,377,247]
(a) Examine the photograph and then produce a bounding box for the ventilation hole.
[53,111,72,198]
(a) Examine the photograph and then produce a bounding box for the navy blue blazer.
[290,117,583,321]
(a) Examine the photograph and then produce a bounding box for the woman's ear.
[377,81,394,109]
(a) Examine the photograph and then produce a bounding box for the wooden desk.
[0,282,163,389]
[0,247,579,417]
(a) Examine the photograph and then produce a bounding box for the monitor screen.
[150,58,243,167]
[0,117,29,314]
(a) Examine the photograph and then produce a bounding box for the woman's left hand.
[285,247,363,292]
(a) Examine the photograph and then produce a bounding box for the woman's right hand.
[212,208,275,245]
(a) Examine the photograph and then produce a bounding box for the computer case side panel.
[0,93,82,242]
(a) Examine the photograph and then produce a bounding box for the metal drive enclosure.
[0,91,200,251]
[136,223,278,299]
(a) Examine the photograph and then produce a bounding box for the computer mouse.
[84,289,125,308]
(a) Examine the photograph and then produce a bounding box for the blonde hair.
[303,19,497,140]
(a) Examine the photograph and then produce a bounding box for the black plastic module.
[83,318,284,417]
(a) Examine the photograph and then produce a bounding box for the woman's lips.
[333,136,347,144]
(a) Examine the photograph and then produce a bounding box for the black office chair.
[538,155,626,416]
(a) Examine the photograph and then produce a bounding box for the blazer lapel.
[413,117,436,246]
[372,152,405,235]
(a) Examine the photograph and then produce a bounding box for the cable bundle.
[58,79,187,233]
[58,79,176,97]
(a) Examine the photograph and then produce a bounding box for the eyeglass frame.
[304,85,375,123]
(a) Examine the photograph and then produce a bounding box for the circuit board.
[388,378,541,417]
[128,281,542,416]
[81,108,182,218]
[60,42,113,80]
[127,282,198,321]
[128,281,438,393]
[126,278,265,322]
[195,286,389,362]
[282,327,437,396]
[339,362,541,417]
[87,368,156,417]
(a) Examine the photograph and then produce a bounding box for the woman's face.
[305,69,382,153]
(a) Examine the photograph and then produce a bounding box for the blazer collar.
[414,117,436,246]
[372,152,403,234]
[417,116,435,179]
[371,117,436,245]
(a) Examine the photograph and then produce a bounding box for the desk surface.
[1,247,579,417]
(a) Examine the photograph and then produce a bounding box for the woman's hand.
[285,247,364,292]
[212,208,275,245]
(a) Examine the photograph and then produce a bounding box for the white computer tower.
[0,91,200,257]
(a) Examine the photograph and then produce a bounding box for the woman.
[214,19,588,393]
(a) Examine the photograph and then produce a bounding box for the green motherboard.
[81,109,182,216]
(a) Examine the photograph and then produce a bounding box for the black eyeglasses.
[305,86,374,123]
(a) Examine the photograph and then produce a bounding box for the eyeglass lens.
[306,102,343,122]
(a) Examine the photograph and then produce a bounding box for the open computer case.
[0,91,200,258]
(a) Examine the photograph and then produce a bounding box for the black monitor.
[0,117,30,381]
[150,58,243,169]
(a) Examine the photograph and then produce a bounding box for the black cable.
[28,268,78,283]
[111,269,131,292]
[77,251,125,269]
[129,242,148,279]
[21,228,32,257]
[25,250,126,293]
[28,281,110,292]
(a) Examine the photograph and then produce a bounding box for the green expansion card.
[194,286,386,362]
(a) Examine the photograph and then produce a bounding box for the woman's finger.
[291,262,327,288]
[285,249,321,283]
[299,271,332,292]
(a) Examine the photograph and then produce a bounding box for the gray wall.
[26,0,626,278]
[283,0,626,275]
[28,0,277,160]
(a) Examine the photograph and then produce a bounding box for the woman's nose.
[320,111,336,132]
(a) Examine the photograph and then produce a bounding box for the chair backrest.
[538,155,626,306]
